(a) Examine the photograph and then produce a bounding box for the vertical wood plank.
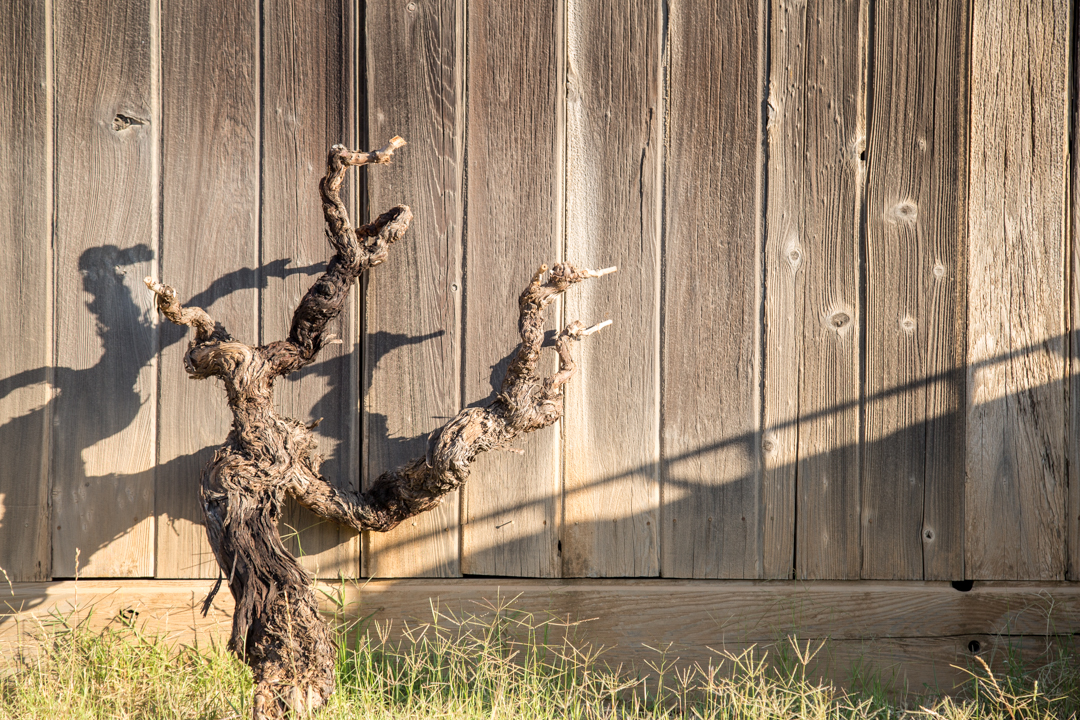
[764,0,865,580]
[1070,15,1080,582]
[52,0,157,577]
[460,0,563,578]
[966,0,1069,581]
[364,0,464,577]
[562,0,659,578]
[157,0,261,578]
[662,0,763,579]
[0,0,51,581]
[263,0,360,578]
[861,0,968,580]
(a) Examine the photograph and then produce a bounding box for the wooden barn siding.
[0,0,1075,583]
[459,0,564,577]
[861,0,969,580]
[363,0,464,577]
[1071,0,1080,582]
[0,0,360,581]
[966,0,1071,581]
[50,0,159,578]
[156,0,260,580]
[0,0,51,582]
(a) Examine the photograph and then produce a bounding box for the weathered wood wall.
[0,0,359,581]
[0,0,1076,584]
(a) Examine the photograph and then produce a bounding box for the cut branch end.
[588,266,618,277]
[144,276,173,298]
[581,319,613,336]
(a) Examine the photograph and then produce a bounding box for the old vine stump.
[144,138,614,718]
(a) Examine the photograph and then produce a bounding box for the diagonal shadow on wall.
[0,245,325,580]
[0,250,1074,589]
[366,329,1076,582]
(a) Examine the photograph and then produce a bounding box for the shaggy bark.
[145,138,613,718]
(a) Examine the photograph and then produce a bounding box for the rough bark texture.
[145,138,612,718]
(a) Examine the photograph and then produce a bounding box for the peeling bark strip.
[145,138,613,718]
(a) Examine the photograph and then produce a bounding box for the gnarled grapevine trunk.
[145,138,613,718]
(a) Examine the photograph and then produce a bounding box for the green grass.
[1,596,1077,720]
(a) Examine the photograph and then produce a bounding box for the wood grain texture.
[0,581,236,662]
[4,579,1077,692]
[861,0,969,580]
[459,0,562,578]
[52,0,157,578]
[1070,26,1080,581]
[966,0,1069,580]
[663,0,763,579]
[0,0,51,581]
[157,0,261,579]
[263,0,360,579]
[334,580,1080,643]
[364,0,464,577]
[4,579,1078,641]
[764,0,866,579]
[562,0,659,578]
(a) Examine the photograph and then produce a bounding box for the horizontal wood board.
[2,580,1077,693]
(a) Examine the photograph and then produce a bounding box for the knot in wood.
[782,234,803,272]
[889,200,918,224]
[112,113,147,132]
[828,311,850,329]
